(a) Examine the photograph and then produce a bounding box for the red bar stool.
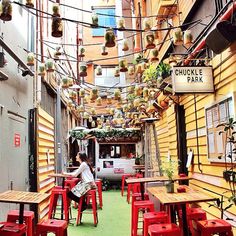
[35,219,68,236]
[143,211,169,236]
[95,179,103,209]
[121,174,133,196]
[195,219,234,236]
[7,210,34,236]
[127,182,141,204]
[48,186,70,221]
[64,177,79,190]
[148,223,181,236]
[0,222,27,236]
[76,189,98,227]
[135,173,143,178]
[132,200,155,236]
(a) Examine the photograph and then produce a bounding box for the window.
[92,8,116,36]
[206,96,234,161]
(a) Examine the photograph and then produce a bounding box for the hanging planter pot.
[114,66,120,77]
[69,90,77,100]
[143,87,149,98]
[0,0,12,21]
[172,28,183,45]
[84,95,89,104]
[61,77,69,89]
[90,107,96,115]
[128,66,135,76]
[79,62,87,77]
[45,59,55,72]
[67,100,73,108]
[78,46,85,57]
[184,29,193,47]
[83,112,90,119]
[104,28,116,48]
[27,52,35,66]
[134,85,142,96]
[96,65,102,76]
[133,98,141,108]
[114,88,121,100]
[128,86,134,94]
[101,44,108,56]
[54,46,62,56]
[150,48,158,62]
[91,121,96,128]
[38,63,46,76]
[143,18,151,31]
[90,87,98,100]
[68,77,74,87]
[109,108,115,115]
[91,11,98,28]
[78,105,85,113]
[51,16,63,38]
[119,59,128,72]
[107,96,112,105]
[123,104,129,112]
[117,17,125,30]
[122,39,129,51]
[96,96,102,106]
[79,88,85,98]
[25,0,34,8]
[145,31,155,49]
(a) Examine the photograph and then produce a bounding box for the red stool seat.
[148,223,181,235]
[127,182,141,204]
[195,219,233,236]
[36,219,68,236]
[64,177,79,190]
[0,222,27,236]
[76,189,98,227]
[121,174,133,196]
[48,186,70,221]
[143,211,169,236]
[7,210,34,236]
[132,200,155,236]
[95,179,103,209]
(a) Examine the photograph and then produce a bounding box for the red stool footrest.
[148,223,181,236]
[95,179,103,209]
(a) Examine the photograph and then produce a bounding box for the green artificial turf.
[67,190,131,236]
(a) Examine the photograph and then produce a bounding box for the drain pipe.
[184,1,236,65]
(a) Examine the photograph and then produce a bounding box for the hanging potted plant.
[143,87,149,98]
[84,95,89,104]
[83,112,90,119]
[157,62,171,79]
[114,88,121,100]
[109,108,115,115]
[142,64,158,83]
[54,46,62,56]
[134,85,143,96]
[96,65,102,76]
[69,90,77,100]
[90,107,96,115]
[133,98,141,108]
[183,29,193,47]
[78,105,85,113]
[114,66,120,77]
[61,77,69,89]
[119,59,128,72]
[51,4,63,38]
[67,100,73,108]
[117,17,125,30]
[0,0,12,21]
[79,88,85,98]
[91,11,98,28]
[107,96,112,105]
[78,46,85,57]
[128,66,135,76]
[172,28,183,45]
[101,44,108,56]
[96,96,102,106]
[26,0,34,8]
[91,87,98,100]
[45,59,55,72]
[128,86,134,94]
[122,39,129,51]
[150,48,158,62]
[145,31,155,49]
[143,18,151,31]
[104,28,116,48]
[79,62,87,77]
[27,52,35,66]
[38,63,46,76]
[68,77,74,87]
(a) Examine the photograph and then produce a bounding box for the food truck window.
[99,144,136,159]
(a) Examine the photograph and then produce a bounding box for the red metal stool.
[0,222,27,236]
[7,210,34,236]
[127,182,141,204]
[64,177,79,190]
[195,219,234,236]
[95,179,103,209]
[48,186,70,221]
[135,173,143,178]
[143,211,169,236]
[132,200,155,236]
[148,223,181,236]
[35,219,68,236]
[76,189,98,227]
[121,174,133,196]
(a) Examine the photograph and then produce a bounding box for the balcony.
[155,0,177,20]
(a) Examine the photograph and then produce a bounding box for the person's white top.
[66,162,94,183]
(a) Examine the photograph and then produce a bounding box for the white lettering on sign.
[172,66,214,93]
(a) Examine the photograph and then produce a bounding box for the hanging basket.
[119,59,128,72]
[145,32,155,49]
[143,18,151,31]
[26,0,34,8]
[0,1,12,21]
[79,88,85,98]
[122,39,129,51]
[61,77,69,89]
[27,52,35,66]
[128,66,135,76]
[96,65,102,76]
[45,59,55,72]
[114,88,121,100]
[69,90,77,100]
[184,30,193,47]
[117,17,125,30]
[172,28,183,46]
[79,62,87,77]
[101,44,108,56]
[104,28,116,48]
[96,96,102,106]
[114,66,120,77]
[51,16,63,38]
[38,63,46,76]
[68,77,74,87]
[91,11,98,28]
[150,49,158,62]
[78,46,85,57]
[107,96,112,105]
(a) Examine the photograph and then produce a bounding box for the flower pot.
[143,18,151,31]
[165,181,174,193]
[150,49,158,61]
[128,66,134,76]
[107,96,112,105]
[27,52,35,66]
[26,0,34,8]
[51,16,63,37]
[78,105,84,112]
[54,46,62,56]
[96,65,102,76]
[128,86,134,94]
[38,63,46,76]
[79,88,85,98]
[61,77,69,88]
[91,11,98,28]
[114,88,121,100]
[78,46,85,57]
[101,44,108,56]
[143,87,149,98]
[122,39,129,51]
[145,32,155,49]
[105,28,116,48]
[173,28,183,45]
[52,3,60,16]
[69,90,77,100]
[96,96,102,106]
[79,62,87,77]
[114,66,120,77]
[119,59,128,72]
[68,77,73,87]
[90,107,96,115]
[117,17,125,30]
[0,0,12,21]
[184,30,193,47]
[45,59,55,72]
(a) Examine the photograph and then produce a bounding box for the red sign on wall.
[14,133,21,147]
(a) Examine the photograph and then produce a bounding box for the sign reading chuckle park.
[172,66,214,93]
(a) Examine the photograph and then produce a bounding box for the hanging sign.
[172,66,214,93]
[14,133,21,147]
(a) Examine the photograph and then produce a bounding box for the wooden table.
[66,166,80,170]
[48,173,68,188]
[148,185,219,236]
[126,176,190,200]
[0,190,49,224]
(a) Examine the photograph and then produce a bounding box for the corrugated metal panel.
[37,107,55,220]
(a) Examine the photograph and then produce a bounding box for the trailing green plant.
[157,62,171,79]
[142,64,158,82]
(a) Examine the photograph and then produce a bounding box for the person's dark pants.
[67,191,87,211]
